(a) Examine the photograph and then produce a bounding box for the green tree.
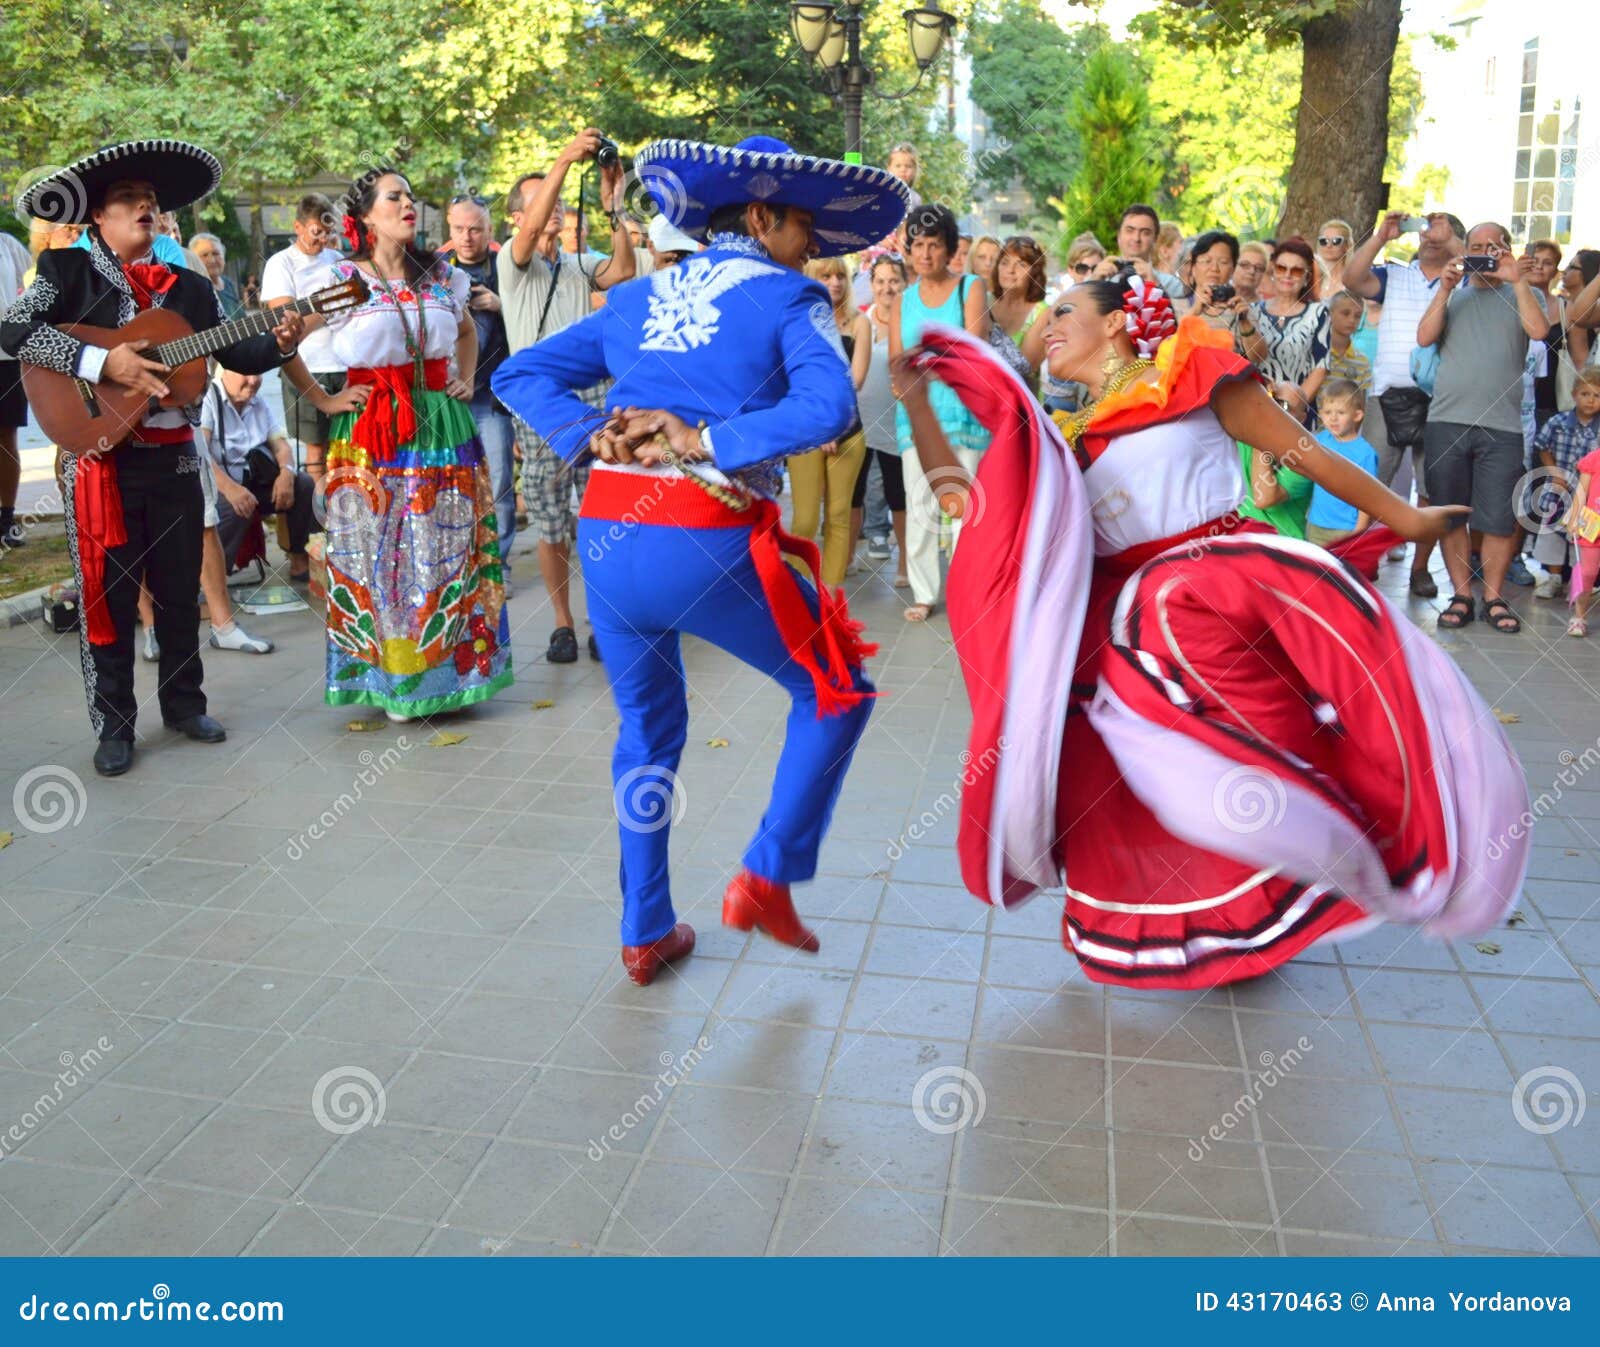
[1140,0,1405,239]
[967,1,1106,207]
[1052,44,1164,251]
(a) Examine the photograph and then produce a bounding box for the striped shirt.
[1370,260,1443,396]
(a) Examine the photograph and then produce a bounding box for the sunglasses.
[1273,264,1308,278]
[1317,235,1346,246]
[1070,261,1097,276]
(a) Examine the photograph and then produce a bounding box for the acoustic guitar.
[23,276,368,456]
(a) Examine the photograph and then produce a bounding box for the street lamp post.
[789,3,957,165]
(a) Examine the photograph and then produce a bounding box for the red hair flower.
[341,213,364,252]
[452,614,497,676]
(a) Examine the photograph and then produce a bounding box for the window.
[1510,38,1577,244]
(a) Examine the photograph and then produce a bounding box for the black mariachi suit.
[0,238,288,742]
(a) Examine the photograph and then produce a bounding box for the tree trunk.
[1277,0,1401,242]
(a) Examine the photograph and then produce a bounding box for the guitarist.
[1,140,304,777]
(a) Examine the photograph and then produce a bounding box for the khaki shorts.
[282,370,347,449]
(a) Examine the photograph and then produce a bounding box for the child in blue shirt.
[1305,378,1379,547]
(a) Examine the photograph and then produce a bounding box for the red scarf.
[76,258,177,644]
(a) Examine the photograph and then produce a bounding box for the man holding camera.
[499,129,635,664]
[1416,222,1551,633]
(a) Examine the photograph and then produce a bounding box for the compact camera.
[595,136,621,169]
[1210,282,1236,304]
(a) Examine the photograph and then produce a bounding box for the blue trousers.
[471,395,517,570]
[578,517,874,946]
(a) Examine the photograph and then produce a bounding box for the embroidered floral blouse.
[318,259,469,369]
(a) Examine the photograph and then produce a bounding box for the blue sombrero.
[634,136,911,258]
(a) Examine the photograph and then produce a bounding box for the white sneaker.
[141,627,159,662]
[1533,575,1562,600]
[209,622,274,654]
[386,709,414,723]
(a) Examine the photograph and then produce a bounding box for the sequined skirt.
[322,388,512,715]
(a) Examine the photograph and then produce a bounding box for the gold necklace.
[1054,357,1155,449]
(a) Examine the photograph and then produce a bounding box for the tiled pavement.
[1,535,1597,1259]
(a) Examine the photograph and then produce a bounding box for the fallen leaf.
[428,731,468,748]
[1567,849,1581,857]
[1506,910,1528,928]
[706,737,730,748]
[1473,940,1502,956]
[1492,708,1520,724]
[0,831,12,851]
[346,718,384,733]
[531,699,555,710]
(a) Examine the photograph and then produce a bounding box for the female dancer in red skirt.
[897,273,1531,989]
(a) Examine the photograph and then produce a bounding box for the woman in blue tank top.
[889,203,991,620]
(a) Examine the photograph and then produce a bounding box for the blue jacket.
[491,241,855,477]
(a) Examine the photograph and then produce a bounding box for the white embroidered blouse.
[318,259,469,369]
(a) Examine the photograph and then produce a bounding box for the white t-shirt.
[261,243,346,372]
[498,246,606,352]
[0,233,31,363]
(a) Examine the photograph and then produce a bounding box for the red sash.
[581,471,877,718]
[345,360,449,460]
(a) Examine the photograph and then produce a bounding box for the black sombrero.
[18,139,223,224]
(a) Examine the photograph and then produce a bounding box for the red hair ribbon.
[1121,275,1177,358]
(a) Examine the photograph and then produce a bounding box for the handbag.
[1377,384,1431,451]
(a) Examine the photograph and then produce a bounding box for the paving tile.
[653,1085,813,1174]
[1236,1013,1375,1079]
[12,1082,217,1176]
[304,1125,490,1222]
[774,1178,943,1256]
[983,934,1089,992]
[797,1095,956,1191]
[956,1118,1109,1210]
[504,1067,676,1154]
[1116,1132,1273,1226]
[1470,976,1600,1037]
[1420,1160,1600,1254]
[603,1162,786,1255]
[447,1139,634,1244]
[1391,1085,1564,1166]
[381,1052,532,1133]
[684,1020,834,1094]
[246,1204,430,1256]
[70,1183,278,1255]
[473,941,614,1002]
[863,925,985,982]
[549,1005,706,1076]
[845,973,979,1041]
[1253,1078,1408,1154]
[1107,1000,1241,1069]
[1266,1149,1432,1240]
[0,1161,127,1254]
[1367,1023,1515,1091]
[151,1102,340,1197]
[945,1197,1107,1255]
[1350,967,1485,1028]
[718,963,854,1029]
[107,1021,287,1098]
[1113,1214,1269,1256]
[301,980,458,1049]
[185,969,344,1033]
[969,1043,1107,1127]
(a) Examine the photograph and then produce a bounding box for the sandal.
[903,603,932,623]
[1565,617,1588,638]
[893,572,910,589]
[1436,594,1475,629]
[1481,597,1521,633]
[1409,569,1438,599]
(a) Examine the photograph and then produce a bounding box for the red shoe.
[721,869,819,953]
[621,923,696,987]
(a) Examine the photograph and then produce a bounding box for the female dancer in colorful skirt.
[494,135,910,985]
[310,168,512,720]
[897,272,1531,989]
